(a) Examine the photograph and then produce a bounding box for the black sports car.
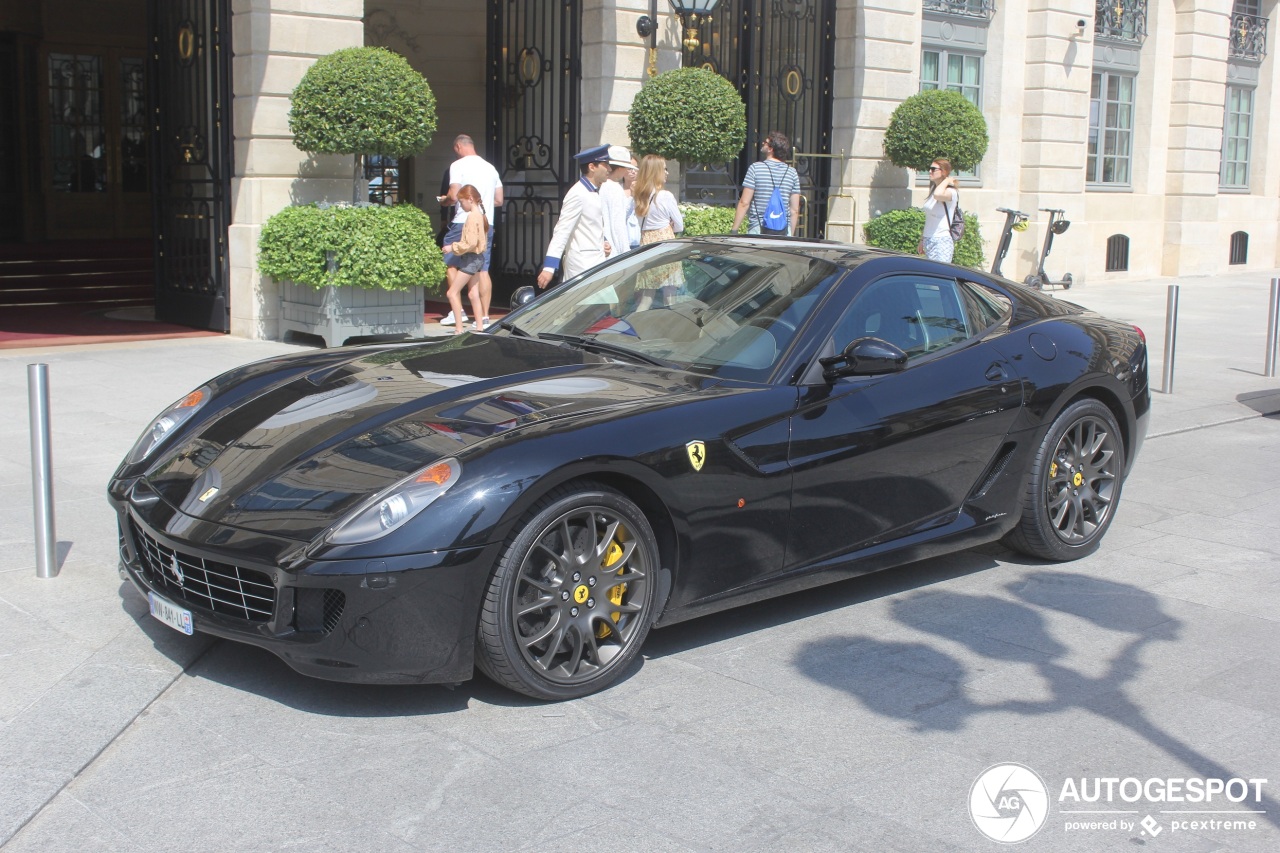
[109,237,1149,700]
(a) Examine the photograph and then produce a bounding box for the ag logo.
[686,440,706,472]
[969,763,1049,843]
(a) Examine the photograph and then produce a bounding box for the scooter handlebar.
[1039,208,1066,214]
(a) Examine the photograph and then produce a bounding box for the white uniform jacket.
[542,177,607,281]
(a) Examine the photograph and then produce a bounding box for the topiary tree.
[862,207,986,269]
[627,67,746,165]
[289,46,437,201]
[883,89,988,172]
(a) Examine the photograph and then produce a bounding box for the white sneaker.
[440,310,468,325]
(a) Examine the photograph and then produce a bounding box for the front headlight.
[326,458,462,545]
[125,386,212,465]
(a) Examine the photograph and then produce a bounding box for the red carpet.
[0,304,221,349]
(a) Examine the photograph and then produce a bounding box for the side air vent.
[972,442,1017,499]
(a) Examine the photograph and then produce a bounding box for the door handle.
[985,363,1007,382]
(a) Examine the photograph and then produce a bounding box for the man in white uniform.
[536,145,614,288]
[438,134,503,328]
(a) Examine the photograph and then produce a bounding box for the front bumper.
[111,492,498,685]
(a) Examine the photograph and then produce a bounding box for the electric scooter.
[990,207,1029,278]
[1024,208,1073,290]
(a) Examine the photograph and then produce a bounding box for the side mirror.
[819,336,908,382]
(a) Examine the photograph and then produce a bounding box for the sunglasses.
[928,166,942,172]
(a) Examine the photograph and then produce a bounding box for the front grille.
[130,519,276,623]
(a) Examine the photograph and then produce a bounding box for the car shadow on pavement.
[793,569,1280,833]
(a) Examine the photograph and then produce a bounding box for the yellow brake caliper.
[595,539,627,639]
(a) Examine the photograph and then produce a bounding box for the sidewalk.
[0,268,1277,852]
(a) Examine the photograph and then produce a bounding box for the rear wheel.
[476,483,658,700]
[1004,398,1125,561]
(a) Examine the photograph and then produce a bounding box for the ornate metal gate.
[148,0,231,331]
[487,0,581,293]
[683,0,836,236]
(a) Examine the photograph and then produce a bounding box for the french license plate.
[148,592,194,636]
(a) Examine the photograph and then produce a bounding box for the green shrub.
[679,204,735,236]
[862,207,985,269]
[259,204,446,292]
[289,47,437,157]
[883,89,988,172]
[627,68,746,165]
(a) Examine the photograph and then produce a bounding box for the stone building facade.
[2,1,1274,341]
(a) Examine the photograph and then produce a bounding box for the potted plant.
[260,203,447,347]
[862,207,985,269]
[260,46,443,346]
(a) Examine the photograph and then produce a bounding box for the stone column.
[1162,0,1230,275]
[832,0,921,239]
[228,0,364,341]
[1019,0,1094,197]
[580,0,681,151]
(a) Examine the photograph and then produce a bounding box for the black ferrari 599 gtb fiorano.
[110,237,1149,700]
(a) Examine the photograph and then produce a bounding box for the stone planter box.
[279,281,426,348]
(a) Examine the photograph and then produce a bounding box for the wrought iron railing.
[1230,12,1268,61]
[923,0,996,20]
[1094,0,1148,45]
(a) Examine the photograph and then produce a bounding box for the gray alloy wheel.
[1004,398,1126,562]
[476,483,658,700]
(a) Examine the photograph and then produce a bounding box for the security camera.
[1076,19,1087,30]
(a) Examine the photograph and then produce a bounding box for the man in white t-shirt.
[438,134,503,328]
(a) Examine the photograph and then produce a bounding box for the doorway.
[39,46,151,239]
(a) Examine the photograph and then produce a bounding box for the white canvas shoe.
[440,310,468,325]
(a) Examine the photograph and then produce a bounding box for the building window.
[921,49,982,108]
[921,48,982,180]
[1221,86,1254,189]
[1231,0,1268,62]
[1229,231,1249,265]
[1106,234,1130,272]
[1088,71,1134,186]
[1095,0,1149,46]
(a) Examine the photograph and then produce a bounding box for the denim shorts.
[453,252,483,275]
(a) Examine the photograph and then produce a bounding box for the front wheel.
[1004,399,1126,561]
[476,482,659,700]
[1024,274,1043,290]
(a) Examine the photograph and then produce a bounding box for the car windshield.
[502,241,843,380]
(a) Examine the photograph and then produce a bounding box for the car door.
[783,272,1024,571]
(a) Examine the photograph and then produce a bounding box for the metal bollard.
[28,364,58,578]
[1266,278,1279,379]
[1161,285,1179,395]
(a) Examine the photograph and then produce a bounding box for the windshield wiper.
[536,332,670,367]
[495,319,531,337]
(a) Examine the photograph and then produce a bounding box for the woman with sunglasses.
[917,158,958,263]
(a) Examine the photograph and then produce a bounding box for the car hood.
[139,335,708,540]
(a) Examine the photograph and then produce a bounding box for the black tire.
[475,482,659,700]
[1004,398,1126,561]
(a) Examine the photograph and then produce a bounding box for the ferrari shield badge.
[686,440,707,472]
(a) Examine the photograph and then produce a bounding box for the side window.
[835,275,970,359]
[958,280,1012,333]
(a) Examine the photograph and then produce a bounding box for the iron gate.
[487,0,581,294]
[682,0,835,237]
[148,0,231,331]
